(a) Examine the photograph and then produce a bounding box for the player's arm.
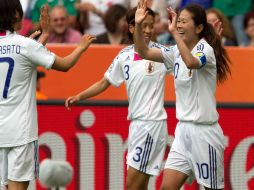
[135,23,163,62]
[173,35,200,69]
[65,77,110,110]
[52,34,96,71]
[167,7,200,69]
[134,0,163,63]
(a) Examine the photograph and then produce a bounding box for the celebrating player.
[0,0,95,189]
[134,0,231,189]
[66,7,172,190]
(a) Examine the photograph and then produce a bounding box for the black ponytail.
[202,22,231,83]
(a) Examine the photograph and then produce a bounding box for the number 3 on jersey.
[124,65,130,80]
[0,57,14,98]
[174,63,179,79]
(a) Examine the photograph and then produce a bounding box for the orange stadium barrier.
[42,45,254,103]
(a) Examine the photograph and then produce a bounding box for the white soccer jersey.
[105,42,171,120]
[161,39,218,124]
[0,31,55,147]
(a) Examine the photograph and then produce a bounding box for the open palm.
[167,7,177,34]
[135,0,148,24]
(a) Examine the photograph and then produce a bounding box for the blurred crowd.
[19,0,254,46]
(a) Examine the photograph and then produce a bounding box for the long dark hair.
[0,0,23,32]
[126,7,155,43]
[206,8,236,41]
[183,4,231,83]
[104,4,127,33]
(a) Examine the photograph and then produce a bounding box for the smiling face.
[177,9,203,46]
[50,7,68,35]
[130,14,155,44]
[140,15,155,43]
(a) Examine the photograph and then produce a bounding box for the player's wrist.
[77,45,86,53]
[41,32,50,37]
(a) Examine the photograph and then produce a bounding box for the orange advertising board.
[41,45,254,103]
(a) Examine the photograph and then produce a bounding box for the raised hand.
[135,0,148,24]
[40,4,50,34]
[65,96,80,110]
[167,7,177,35]
[78,34,96,52]
[36,4,51,45]
[212,19,223,37]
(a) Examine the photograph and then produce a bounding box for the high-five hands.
[39,4,50,35]
[29,4,50,41]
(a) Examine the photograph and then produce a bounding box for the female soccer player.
[66,7,171,190]
[0,0,95,189]
[134,1,231,189]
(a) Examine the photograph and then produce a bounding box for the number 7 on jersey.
[0,57,14,98]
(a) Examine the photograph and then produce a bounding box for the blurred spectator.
[213,0,252,46]
[167,0,182,10]
[154,12,175,45]
[179,0,212,9]
[244,12,254,47]
[76,0,128,36]
[36,71,48,100]
[48,5,82,43]
[206,8,237,46]
[20,0,34,20]
[19,0,33,36]
[31,0,77,32]
[93,4,127,44]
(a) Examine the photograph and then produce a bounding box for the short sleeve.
[25,39,55,69]
[161,46,175,72]
[193,42,215,68]
[104,54,125,87]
